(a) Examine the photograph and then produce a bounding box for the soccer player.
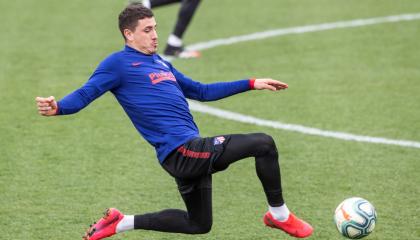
[142,0,201,59]
[35,3,313,239]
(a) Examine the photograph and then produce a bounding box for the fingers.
[255,78,288,91]
[36,97,54,107]
[37,108,56,116]
[38,106,53,111]
[265,79,288,89]
[47,96,55,102]
[262,83,277,91]
[37,102,50,107]
[36,96,55,102]
[35,96,57,116]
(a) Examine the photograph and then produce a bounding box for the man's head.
[119,2,158,54]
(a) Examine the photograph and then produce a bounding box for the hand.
[35,96,58,116]
[254,78,288,91]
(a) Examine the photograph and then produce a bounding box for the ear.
[124,29,134,41]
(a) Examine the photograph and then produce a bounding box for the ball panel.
[367,220,375,233]
[345,224,362,238]
[359,202,374,216]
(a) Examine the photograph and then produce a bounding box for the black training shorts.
[162,135,230,194]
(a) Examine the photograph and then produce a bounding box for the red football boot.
[264,212,313,238]
[83,208,124,240]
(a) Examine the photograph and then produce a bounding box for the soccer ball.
[334,197,377,239]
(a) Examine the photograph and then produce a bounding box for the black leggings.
[134,188,213,234]
[134,133,283,234]
[214,133,283,206]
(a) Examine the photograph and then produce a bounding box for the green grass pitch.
[1,0,420,239]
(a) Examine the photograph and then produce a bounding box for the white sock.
[142,0,151,9]
[116,215,134,233]
[269,204,290,222]
[167,34,183,47]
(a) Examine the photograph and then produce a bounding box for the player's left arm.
[171,67,287,101]
[177,76,250,101]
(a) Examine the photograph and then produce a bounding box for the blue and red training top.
[57,45,254,163]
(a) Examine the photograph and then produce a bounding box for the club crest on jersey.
[213,136,225,145]
[149,71,176,85]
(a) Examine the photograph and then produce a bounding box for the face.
[124,17,158,55]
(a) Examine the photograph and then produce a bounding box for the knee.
[258,133,276,146]
[198,221,212,234]
[191,220,212,234]
[252,133,277,155]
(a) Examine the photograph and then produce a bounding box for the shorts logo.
[213,136,225,145]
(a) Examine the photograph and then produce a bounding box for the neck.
[126,43,152,55]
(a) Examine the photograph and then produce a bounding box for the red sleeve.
[249,78,256,90]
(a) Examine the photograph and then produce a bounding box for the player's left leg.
[213,133,284,206]
[212,133,313,238]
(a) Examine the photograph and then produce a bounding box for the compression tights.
[134,133,284,234]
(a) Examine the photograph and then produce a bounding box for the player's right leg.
[83,208,124,240]
[83,181,212,239]
[133,177,213,234]
[213,133,313,238]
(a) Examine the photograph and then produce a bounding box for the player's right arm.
[36,96,58,116]
[35,54,121,116]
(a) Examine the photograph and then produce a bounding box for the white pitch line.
[185,13,420,149]
[187,13,420,51]
[188,101,420,149]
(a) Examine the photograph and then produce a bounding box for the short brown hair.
[118,2,154,40]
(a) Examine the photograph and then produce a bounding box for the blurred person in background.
[142,0,201,60]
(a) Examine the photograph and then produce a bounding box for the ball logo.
[340,204,351,221]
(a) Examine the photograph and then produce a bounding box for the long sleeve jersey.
[57,45,253,163]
